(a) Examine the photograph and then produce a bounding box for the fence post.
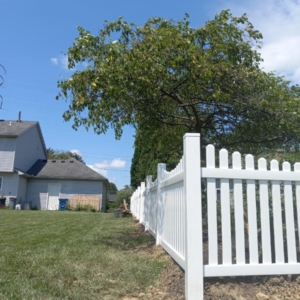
[156,163,166,245]
[140,182,145,224]
[145,175,152,232]
[184,133,203,299]
[136,186,140,220]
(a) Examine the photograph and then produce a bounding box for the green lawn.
[0,211,168,300]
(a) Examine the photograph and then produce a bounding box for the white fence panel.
[160,159,186,269]
[147,178,158,238]
[131,134,300,300]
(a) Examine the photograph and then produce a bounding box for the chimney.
[18,111,21,122]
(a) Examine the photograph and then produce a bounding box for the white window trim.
[0,177,3,191]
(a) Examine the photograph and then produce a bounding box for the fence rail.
[131,133,300,300]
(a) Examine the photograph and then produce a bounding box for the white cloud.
[224,0,300,84]
[60,55,69,70]
[50,58,58,65]
[91,158,126,170]
[70,149,82,156]
[87,158,127,178]
[50,55,70,70]
[88,164,108,177]
[110,158,126,168]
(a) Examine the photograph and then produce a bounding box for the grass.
[0,211,168,300]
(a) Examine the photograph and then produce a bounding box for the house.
[108,194,117,202]
[0,119,108,210]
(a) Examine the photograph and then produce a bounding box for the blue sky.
[1,0,300,189]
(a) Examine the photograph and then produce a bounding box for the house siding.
[17,176,28,205]
[0,172,19,204]
[26,179,103,210]
[14,125,46,172]
[0,138,16,172]
[101,184,107,211]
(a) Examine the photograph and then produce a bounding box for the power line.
[6,72,62,81]
[3,86,56,96]
[5,79,58,90]
[1,108,135,145]
[0,107,58,117]
[4,98,63,108]
[76,151,132,159]
[44,130,133,145]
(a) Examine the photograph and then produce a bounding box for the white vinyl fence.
[131,133,300,300]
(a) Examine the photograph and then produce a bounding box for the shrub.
[73,204,96,212]
[108,186,133,210]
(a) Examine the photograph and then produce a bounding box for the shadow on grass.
[93,223,155,252]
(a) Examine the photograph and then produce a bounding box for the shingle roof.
[26,159,108,181]
[0,120,37,136]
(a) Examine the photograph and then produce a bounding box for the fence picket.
[220,149,232,265]
[206,145,218,265]
[246,155,259,264]
[271,160,285,263]
[283,162,297,263]
[258,158,272,264]
[295,163,300,253]
[146,176,152,231]
[232,151,245,265]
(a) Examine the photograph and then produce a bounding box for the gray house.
[0,120,108,210]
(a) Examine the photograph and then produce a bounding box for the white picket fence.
[130,133,300,299]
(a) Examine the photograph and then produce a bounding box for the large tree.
[107,182,118,194]
[57,10,300,156]
[131,121,185,188]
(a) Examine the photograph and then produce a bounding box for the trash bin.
[9,197,16,210]
[59,199,68,211]
[0,198,6,209]
[114,209,122,218]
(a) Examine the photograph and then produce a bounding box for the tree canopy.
[130,120,185,188]
[47,148,85,164]
[57,10,300,156]
[107,182,118,194]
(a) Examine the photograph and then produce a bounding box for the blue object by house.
[59,199,68,211]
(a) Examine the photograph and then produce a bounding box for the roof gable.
[26,159,108,181]
[0,120,37,137]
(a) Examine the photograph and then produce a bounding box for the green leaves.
[57,10,300,156]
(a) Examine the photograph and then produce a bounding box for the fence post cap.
[184,133,200,138]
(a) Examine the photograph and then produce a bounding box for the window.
[0,177,2,191]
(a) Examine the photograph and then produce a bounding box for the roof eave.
[0,134,17,138]
[29,176,105,181]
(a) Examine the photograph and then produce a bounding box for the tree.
[47,148,85,164]
[57,10,300,157]
[114,185,133,208]
[131,121,185,188]
[107,182,118,194]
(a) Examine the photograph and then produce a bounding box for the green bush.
[107,186,133,210]
[72,204,96,212]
